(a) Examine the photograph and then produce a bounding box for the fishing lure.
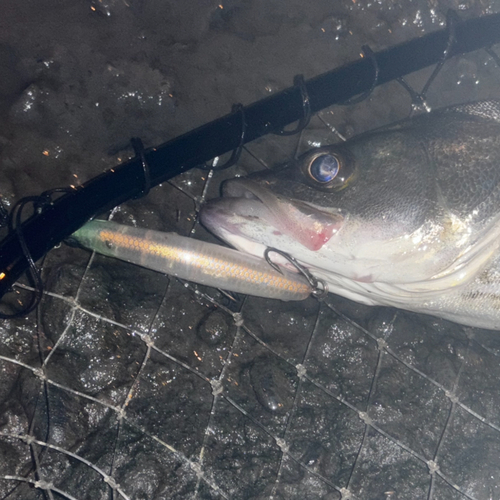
[70,220,312,301]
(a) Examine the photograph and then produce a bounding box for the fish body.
[200,101,500,329]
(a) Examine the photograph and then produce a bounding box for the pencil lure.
[69,220,311,301]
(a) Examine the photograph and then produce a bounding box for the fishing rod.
[1,11,500,313]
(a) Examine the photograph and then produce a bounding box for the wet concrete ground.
[1,1,500,498]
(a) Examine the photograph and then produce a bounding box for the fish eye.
[309,154,339,183]
[302,149,355,191]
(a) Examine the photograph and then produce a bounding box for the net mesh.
[2,102,500,499]
[2,3,500,499]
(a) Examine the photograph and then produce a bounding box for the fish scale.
[201,100,500,330]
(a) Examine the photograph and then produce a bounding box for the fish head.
[200,102,500,306]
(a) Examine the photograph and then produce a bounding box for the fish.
[200,100,500,330]
[69,219,312,301]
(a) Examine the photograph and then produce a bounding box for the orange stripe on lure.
[70,220,312,301]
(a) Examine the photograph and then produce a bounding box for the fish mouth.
[200,178,344,253]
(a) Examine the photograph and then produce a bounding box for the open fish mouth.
[200,178,344,253]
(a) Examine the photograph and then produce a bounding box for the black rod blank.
[1,12,500,303]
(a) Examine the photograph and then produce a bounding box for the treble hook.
[263,247,328,299]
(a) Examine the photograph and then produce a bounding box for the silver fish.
[200,101,500,330]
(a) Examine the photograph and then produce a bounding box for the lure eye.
[301,148,355,191]
[309,154,339,183]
